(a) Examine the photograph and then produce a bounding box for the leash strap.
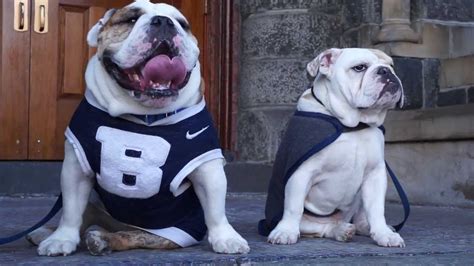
[385,162,410,232]
[0,194,63,245]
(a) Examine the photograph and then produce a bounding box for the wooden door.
[28,0,124,159]
[26,0,207,160]
[0,0,31,159]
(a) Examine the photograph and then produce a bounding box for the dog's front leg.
[362,164,405,247]
[38,141,93,256]
[267,167,313,245]
[188,159,249,254]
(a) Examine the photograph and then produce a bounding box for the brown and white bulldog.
[29,0,249,256]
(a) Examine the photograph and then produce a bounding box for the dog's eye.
[127,17,138,24]
[352,64,368,72]
[120,16,139,24]
[177,19,190,31]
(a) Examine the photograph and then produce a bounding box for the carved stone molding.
[374,0,419,44]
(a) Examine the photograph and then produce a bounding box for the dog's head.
[307,48,404,126]
[87,0,199,108]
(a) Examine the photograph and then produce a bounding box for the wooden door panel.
[0,0,31,159]
[58,6,88,95]
[28,0,60,159]
[28,0,109,159]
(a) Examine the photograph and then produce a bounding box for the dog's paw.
[372,230,405,248]
[37,228,80,256]
[332,223,356,242]
[37,238,79,256]
[85,230,111,256]
[268,221,300,245]
[208,224,250,254]
[26,227,54,246]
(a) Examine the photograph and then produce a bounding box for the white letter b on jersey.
[96,126,171,199]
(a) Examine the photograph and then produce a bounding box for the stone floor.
[0,194,473,265]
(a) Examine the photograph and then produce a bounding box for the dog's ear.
[307,48,342,78]
[87,8,116,47]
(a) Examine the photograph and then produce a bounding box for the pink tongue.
[141,55,186,89]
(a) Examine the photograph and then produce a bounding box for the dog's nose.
[151,16,174,27]
[377,66,390,75]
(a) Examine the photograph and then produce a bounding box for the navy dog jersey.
[66,95,223,247]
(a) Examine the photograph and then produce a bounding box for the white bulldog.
[261,48,406,247]
[31,0,249,256]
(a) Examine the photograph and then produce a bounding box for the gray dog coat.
[258,110,409,236]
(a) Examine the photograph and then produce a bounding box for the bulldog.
[258,48,406,247]
[29,0,249,256]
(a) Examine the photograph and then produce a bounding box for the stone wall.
[411,0,474,22]
[236,0,474,207]
[238,0,344,163]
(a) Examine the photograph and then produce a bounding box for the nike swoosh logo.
[186,126,209,140]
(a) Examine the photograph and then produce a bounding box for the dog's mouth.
[102,40,191,99]
[378,80,400,99]
[357,78,401,110]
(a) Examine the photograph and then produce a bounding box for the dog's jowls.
[265,48,406,248]
[32,0,249,256]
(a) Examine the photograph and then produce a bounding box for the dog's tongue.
[141,55,186,89]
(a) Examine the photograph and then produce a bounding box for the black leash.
[386,163,410,231]
[0,194,63,245]
[311,85,325,107]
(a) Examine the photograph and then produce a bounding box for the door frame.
[204,0,240,154]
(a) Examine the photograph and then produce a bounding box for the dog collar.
[131,108,186,125]
[309,85,325,107]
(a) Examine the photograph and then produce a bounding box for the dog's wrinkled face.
[308,48,404,111]
[87,0,199,108]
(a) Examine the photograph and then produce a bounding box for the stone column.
[375,0,418,43]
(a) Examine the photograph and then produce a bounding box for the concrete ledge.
[385,104,474,142]
[0,161,271,196]
[226,162,272,192]
[386,140,474,208]
[0,162,61,195]
[2,156,472,208]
